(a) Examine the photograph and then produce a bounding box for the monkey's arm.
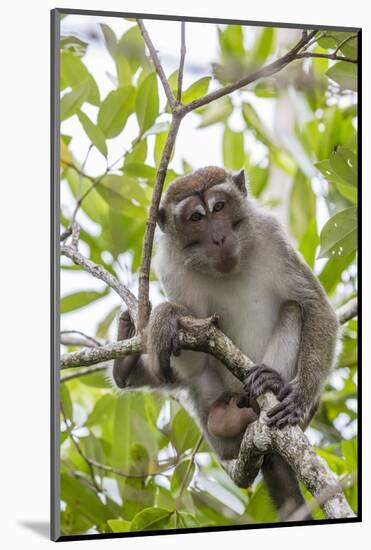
[267,298,338,428]
[240,301,302,420]
[112,311,159,389]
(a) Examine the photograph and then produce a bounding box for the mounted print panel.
[51,8,360,541]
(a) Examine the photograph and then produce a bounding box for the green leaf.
[117,25,145,72]
[319,251,356,295]
[246,481,277,522]
[182,77,211,104]
[77,111,107,157]
[197,96,233,128]
[318,207,357,259]
[299,217,319,268]
[170,459,194,496]
[100,23,117,57]
[79,371,111,389]
[242,102,272,145]
[60,35,88,57]
[85,394,115,427]
[250,28,275,67]
[60,81,90,120]
[60,384,73,420]
[329,147,357,187]
[98,86,135,138]
[60,51,100,105]
[108,519,131,533]
[289,171,316,242]
[326,62,357,92]
[112,394,131,472]
[61,288,109,313]
[223,126,244,170]
[315,158,357,203]
[61,473,112,526]
[171,408,200,454]
[83,432,105,464]
[97,174,148,215]
[136,73,159,133]
[96,305,121,339]
[342,437,357,473]
[130,507,172,532]
[123,163,157,180]
[124,139,147,166]
[218,25,244,58]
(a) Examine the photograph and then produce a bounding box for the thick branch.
[137,19,177,111]
[61,335,141,369]
[61,243,138,322]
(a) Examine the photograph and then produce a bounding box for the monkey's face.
[167,181,249,277]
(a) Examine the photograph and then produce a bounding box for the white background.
[0,0,368,548]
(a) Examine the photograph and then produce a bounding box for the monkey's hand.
[241,364,285,404]
[146,302,190,384]
[266,383,306,429]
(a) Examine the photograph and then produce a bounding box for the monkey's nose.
[213,235,226,247]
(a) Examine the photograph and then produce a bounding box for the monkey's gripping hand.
[241,364,285,402]
[266,382,306,429]
[146,302,191,384]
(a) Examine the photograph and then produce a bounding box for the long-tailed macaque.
[111,167,338,518]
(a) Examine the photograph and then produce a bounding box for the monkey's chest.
[208,284,281,363]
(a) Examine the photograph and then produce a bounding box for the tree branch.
[295,52,357,64]
[137,110,183,331]
[61,330,104,348]
[177,22,186,103]
[137,19,177,111]
[337,298,358,324]
[181,30,318,114]
[61,238,138,323]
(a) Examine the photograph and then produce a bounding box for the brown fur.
[163,166,227,206]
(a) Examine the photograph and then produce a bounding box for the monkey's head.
[157,167,251,277]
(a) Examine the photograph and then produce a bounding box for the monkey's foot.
[242,364,285,402]
[266,384,305,429]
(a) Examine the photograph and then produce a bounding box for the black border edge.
[51,7,61,543]
[356,27,362,524]
[54,7,360,32]
[51,7,362,542]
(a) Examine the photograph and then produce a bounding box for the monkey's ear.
[232,169,247,196]
[157,207,167,231]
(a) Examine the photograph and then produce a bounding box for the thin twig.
[61,330,103,348]
[181,30,318,114]
[179,433,203,497]
[61,364,109,382]
[137,19,177,112]
[177,22,186,104]
[295,52,357,64]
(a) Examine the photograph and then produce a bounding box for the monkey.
[110,166,339,519]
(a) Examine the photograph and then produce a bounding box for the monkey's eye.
[213,201,225,213]
[190,212,203,222]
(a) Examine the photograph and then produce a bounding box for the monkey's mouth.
[215,254,239,273]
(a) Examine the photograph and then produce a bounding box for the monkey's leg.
[207,392,258,439]
[262,453,312,521]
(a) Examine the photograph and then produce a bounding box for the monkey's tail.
[262,453,312,522]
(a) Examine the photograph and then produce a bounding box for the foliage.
[59,19,358,535]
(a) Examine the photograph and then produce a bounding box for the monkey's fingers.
[266,398,295,426]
